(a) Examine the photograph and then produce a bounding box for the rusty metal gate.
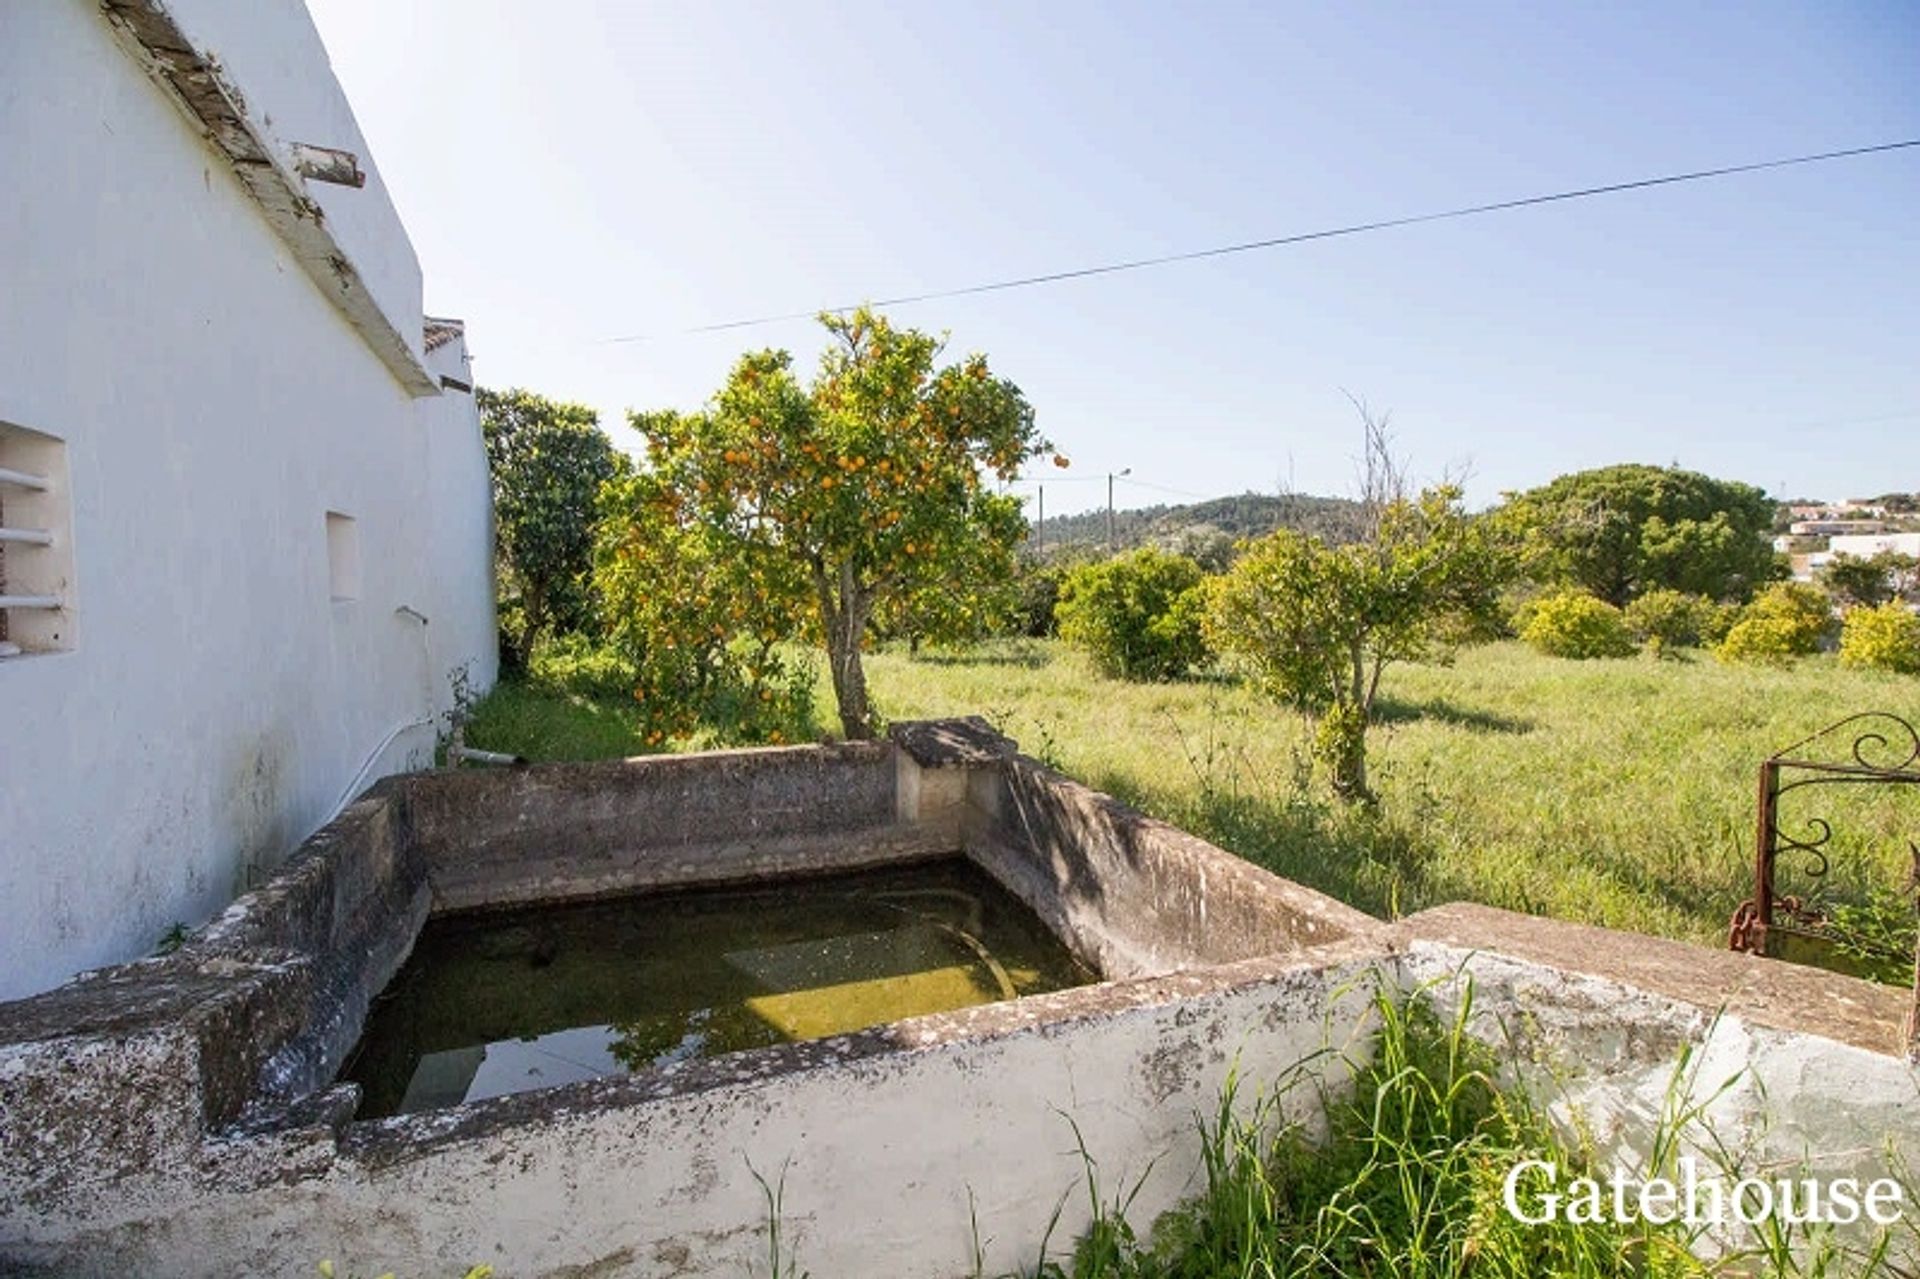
[1728,711,1920,1056]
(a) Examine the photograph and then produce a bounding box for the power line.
[1117,475,1211,500]
[603,138,1920,343]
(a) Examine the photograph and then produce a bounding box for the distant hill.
[1031,491,1365,563]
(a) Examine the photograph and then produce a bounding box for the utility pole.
[1036,485,1044,556]
[1107,467,1131,551]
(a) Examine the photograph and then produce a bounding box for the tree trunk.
[507,585,548,674]
[1304,639,1374,800]
[1315,700,1370,803]
[817,562,875,740]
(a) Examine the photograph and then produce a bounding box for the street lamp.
[1107,468,1131,551]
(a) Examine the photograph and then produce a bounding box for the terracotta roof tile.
[423,316,464,353]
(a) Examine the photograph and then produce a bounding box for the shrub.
[1518,591,1637,659]
[1699,599,1741,645]
[1620,588,1737,657]
[1825,885,1920,983]
[527,633,639,700]
[1013,560,1068,638]
[1715,582,1834,666]
[1499,584,1548,639]
[478,387,622,667]
[1839,602,1920,675]
[1715,617,1804,668]
[1823,550,1919,608]
[1056,548,1210,680]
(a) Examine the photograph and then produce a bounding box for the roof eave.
[98,0,440,399]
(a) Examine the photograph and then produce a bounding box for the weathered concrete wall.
[410,741,942,912]
[194,790,431,1109]
[3,727,1391,1275]
[4,734,1915,1277]
[1399,904,1920,1254]
[2,947,1389,1279]
[922,720,1374,977]
[0,1,495,999]
[0,789,426,1223]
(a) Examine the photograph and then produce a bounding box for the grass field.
[466,639,1918,954]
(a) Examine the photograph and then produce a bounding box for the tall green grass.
[854,640,1916,953]
[1016,985,1916,1278]
[463,638,1917,955]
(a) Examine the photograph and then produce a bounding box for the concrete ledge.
[1398,902,1911,1058]
[888,715,1016,767]
[10,947,1395,1278]
[97,0,439,396]
[1398,903,1920,1247]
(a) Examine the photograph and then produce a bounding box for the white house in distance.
[1828,532,1920,561]
[0,1,497,1000]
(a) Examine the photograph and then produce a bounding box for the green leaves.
[1823,551,1920,609]
[1206,488,1508,797]
[1839,602,1920,675]
[1055,548,1211,681]
[1520,591,1639,660]
[1714,581,1836,667]
[478,387,622,661]
[604,307,1048,739]
[1495,464,1778,606]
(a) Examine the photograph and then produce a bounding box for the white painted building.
[0,0,497,999]
[1829,532,1920,560]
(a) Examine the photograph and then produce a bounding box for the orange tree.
[600,307,1047,740]
[592,471,812,747]
[872,509,1028,653]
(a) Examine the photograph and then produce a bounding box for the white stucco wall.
[1830,533,1920,560]
[420,333,503,713]
[156,0,428,369]
[0,0,495,999]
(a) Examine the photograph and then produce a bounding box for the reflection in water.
[342,858,1092,1117]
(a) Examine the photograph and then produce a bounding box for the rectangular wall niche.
[326,511,361,602]
[0,421,76,657]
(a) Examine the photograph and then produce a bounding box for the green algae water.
[342,858,1092,1117]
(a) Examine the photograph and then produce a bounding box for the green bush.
[526,633,639,700]
[1518,591,1637,659]
[1056,548,1210,680]
[1499,583,1548,640]
[1621,588,1725,652]
[1715,582,1833,666]
[1715,617,1803,667]
[1013,560,1067,637]
[1824,885,1920,983]
[1839,601,1920,675]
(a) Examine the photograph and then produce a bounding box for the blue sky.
[306,1,1917,516]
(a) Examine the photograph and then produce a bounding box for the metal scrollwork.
[1771,711,1920,775]
[1729,712,1920,959]
[1773,817,1833,882]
